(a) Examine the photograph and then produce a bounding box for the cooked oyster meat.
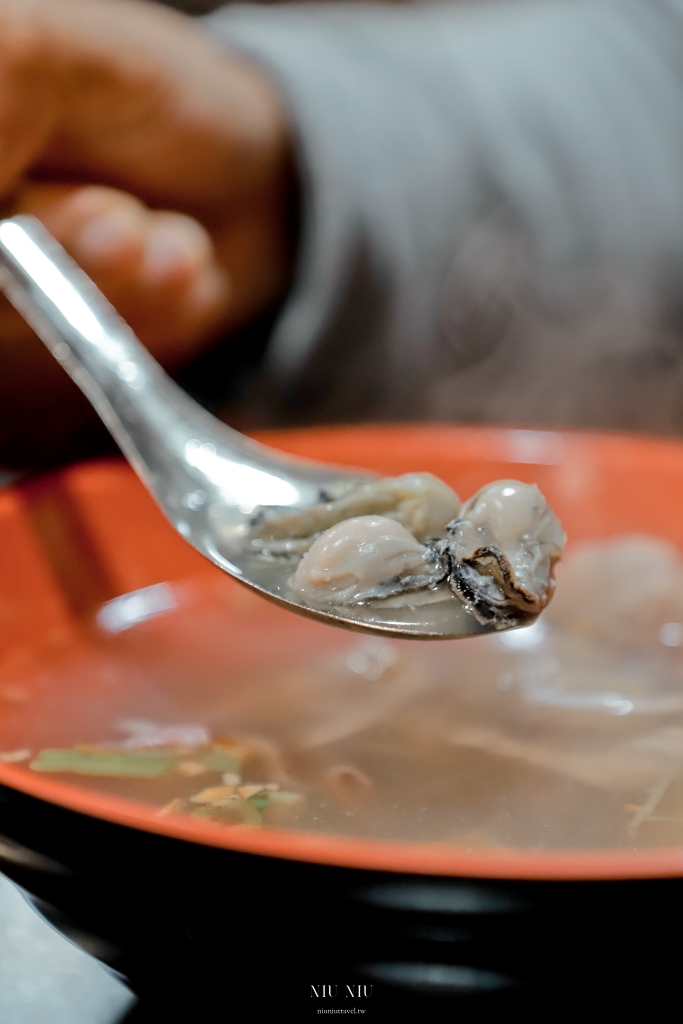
[290,516,447,605]
[546,534,683,648]
[249,472,461,554]
[445,480,566,627]
[255,471,565,625]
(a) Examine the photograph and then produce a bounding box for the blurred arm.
[206,0,683,428]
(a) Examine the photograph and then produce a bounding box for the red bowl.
[2,423,683,882]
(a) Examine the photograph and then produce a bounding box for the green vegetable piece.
[249,795,270,811]
[267,791,304,806]
[29,749,178,777]
[199,749,242,774]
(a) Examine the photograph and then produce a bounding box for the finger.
[18,183,147,272]
[140,211,213,287]
[15,182,232,364]
[129,210,231,364]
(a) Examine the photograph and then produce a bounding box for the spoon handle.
[0,215,224,483]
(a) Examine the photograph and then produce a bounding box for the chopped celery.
[249,794,270,811]
[30,748,178,777]
[267,791,304,806]
[199,749,243,773]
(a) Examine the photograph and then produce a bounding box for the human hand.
[0,0,296,463]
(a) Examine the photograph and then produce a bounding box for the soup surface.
[7,534,683,850]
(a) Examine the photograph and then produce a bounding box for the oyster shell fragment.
[444,480,566,627]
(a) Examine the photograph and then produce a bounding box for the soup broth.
[10,535,683,851]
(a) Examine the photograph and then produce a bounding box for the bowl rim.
[2,761,683,880]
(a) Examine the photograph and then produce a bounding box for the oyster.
[272,472,564,625]
[443,480,566,627]
[290,515,447,605]
[249,473,461,554]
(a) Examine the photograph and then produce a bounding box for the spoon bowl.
[0,215,495,639]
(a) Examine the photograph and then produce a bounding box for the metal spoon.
[0,214,494,639]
